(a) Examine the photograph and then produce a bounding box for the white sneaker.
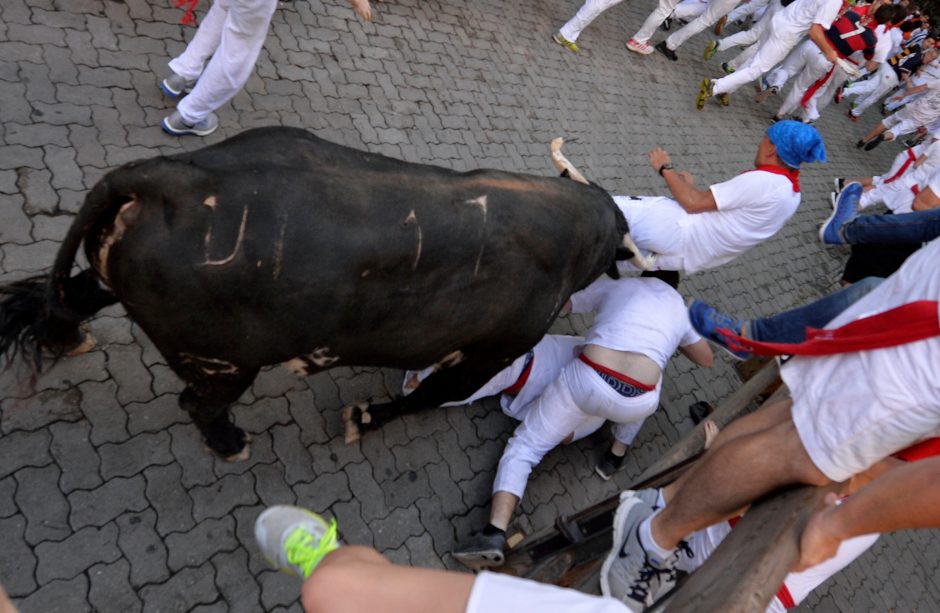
[254,505,342,579]
[161,110,219,137]
[626,38,654,55]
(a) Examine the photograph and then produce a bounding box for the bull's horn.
[550,138,589,185]
[623,233,656,271]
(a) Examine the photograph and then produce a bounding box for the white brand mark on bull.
[404,210,422,271]
[202,205,248,267]
[465,196,488,275]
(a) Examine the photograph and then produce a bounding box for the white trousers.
[559,0,626,42]
[725,0,769,24]
[671,0,708,22]
[492,357,660,499]
[170,0,278,122]
[719,0,779,54]
[845,64,899,118]
[635,0,685,43]
[859,178,918,214]
[713,26,800,95]
[613,196,689,273]
[666,0,740,50]
[775,41,831,120]
[764,42,804,90]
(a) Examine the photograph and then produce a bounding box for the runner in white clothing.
[696,0,842,107]
[553,0,630,53]
[837,139,940,214]
[858,77,940,149]
[617,121,822,274]
[450,276,712,570]
[601,237,940,611]
[654,0,743,61]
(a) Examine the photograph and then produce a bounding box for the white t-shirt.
[568,276,700,368]
[772,0,841,42]
[905,79,940,124]
[783,238,940,480]
[677,169,801,272]
[869,24,893,65]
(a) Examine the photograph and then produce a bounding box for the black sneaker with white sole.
[595,449,626,480]
[452,530,507,569]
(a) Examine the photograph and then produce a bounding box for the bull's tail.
[0,171,131,373]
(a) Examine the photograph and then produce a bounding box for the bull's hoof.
[205,431,252,462]
[341,402,371,444]
[65,328,97,357]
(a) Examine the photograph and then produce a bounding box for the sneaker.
[596,449,626,480]
[755,84,778,104]
[688,300,750,360]
[703,40,719,61]
[834,86,844,105]
[600,491,676,612]
[452,530,507,569]
[627,38,655,55]
[655,41,679,61]
[846,110,859,122]
[159,72,195,100]
[696,78,714,110]
[720,61,735,74]
[713,15,728,35]
[162,110,219,137]
[718,92,730,106]
[254,505,341,579]
[834,177,845,196]
[819,182,863,245]
[661,17,673,31]
[856,138,866,149]
[688,400,715,425]
[863,134,885,151]
[552,31,581,53]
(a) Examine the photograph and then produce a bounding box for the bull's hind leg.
[174,364,260,460]
[342,353,511,443]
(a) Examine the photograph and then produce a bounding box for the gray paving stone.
[139,564,218,613]
[35,523,121,583]
[0,515,38,597]
[106,343,156,405]
[126,393,189,436]
[251,463,296,507]
[1,386,83,434]
[166,516,238,572]
[79,379,129,445]
[69,475,147,530]
[169,422,217,489]
[49,420,103,493]
[211,548,261,613]
[0,429,52,480]
[143,463,195,536]
[16,575,90,613]
[343,460,388,522]
[116,508,170,588]
[190,472,258,522]
[0,195,33,246]
[294,470,352,514]
[270,423,317,484]
[30,213,74,242]
[0,477,17,518]
[369,505,425,552]
[258,569,301,611]
[15,167,58,214]
[88,559,143,613]
[99,431,173,479]
[14,464,71,544]
[285,389,330,446]
[232,396,292,434]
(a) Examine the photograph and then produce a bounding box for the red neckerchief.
[884,148,918,184]
[720,300,940,356]
[748,164,800,192]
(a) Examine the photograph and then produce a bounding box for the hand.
[649,148,672,173]
[794,492,842,571]
[349,0,372,20]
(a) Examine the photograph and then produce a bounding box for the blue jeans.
[843,208,940,245]
[749,277,883,343]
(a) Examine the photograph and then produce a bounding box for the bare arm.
[796,456,940,571]
[649,148,718,213]
[679,339,714,368]
[808,24,839,64]
[913,153,929,169]
[913,185,940,211]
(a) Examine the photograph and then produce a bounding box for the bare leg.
[862,122,888,143]
[651,411,831,550]
[301,547,474,613]
[489,491,520,531]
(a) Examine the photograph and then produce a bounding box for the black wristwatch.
[658,163,674,176]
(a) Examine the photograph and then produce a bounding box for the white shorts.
[613,195,688,272]
[466,572,629,613]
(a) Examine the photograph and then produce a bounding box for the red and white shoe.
[626,38,654,55]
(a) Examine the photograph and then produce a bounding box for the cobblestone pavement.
[1,0,938,611]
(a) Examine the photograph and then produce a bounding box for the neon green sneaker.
[552,31,581,53]
[703,40,719,61]
[254,505,341,579]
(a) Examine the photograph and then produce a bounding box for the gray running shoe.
[162,110,219,137]
[254,505,341,579]
[160,73,195,99]
[452,530,507,570]
[600,490,677,611]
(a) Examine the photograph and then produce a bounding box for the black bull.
[0,127,637,460]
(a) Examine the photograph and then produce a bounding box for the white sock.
[638,511,674,564]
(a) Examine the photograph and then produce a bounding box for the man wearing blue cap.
[615,121,826,275]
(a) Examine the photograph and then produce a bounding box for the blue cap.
[767,120,827,168]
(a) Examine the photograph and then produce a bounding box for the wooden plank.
[661,482,840,612]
